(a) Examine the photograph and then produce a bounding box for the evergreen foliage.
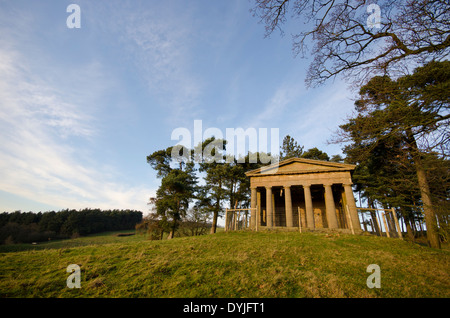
[0,209,142,244]
[337,61,450,247]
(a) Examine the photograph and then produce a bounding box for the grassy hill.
[0,230,449,298]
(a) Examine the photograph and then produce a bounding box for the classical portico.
[245,158,362,233]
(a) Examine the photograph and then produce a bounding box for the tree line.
[146,136,343,239]
[0,209,143,244]
[136,208,211,240]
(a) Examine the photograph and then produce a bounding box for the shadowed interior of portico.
[257,184,349,229]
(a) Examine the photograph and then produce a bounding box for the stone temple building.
[245,158,362,233]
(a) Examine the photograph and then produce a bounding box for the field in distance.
[0,230,449,297]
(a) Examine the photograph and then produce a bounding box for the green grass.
[0,230,449,298]
[0,230,142,253]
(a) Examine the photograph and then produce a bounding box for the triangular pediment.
[245,157,355,176]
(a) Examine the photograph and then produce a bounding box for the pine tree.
[336,61,450,248]
[280,135,304,160]
[147,146,197,238]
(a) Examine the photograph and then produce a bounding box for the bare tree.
[251,0,450,87]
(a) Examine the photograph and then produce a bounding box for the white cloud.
[0,43,154,213]
[92,1,204,124]
[249,82,306,129]
[288,81,355,152]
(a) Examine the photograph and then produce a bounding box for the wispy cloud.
[0,51,96,139]
[0,37,153,212]
[90,1,204,124]
[249,82,305,128]
[288,81,355,153]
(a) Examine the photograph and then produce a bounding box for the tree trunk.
[406,128,440,248]
[210,196,221,234]
[210,210,218,234]
[168,216,178,240]
[404,214,415,242]
[210,179,223,234]
[415,163,441,248]
[369,199,381,235]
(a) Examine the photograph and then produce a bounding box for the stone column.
[343,183,361,231]
[284,186,293,227]
[266,186,273,228]
[303,184,315,229]
[250,187,257,229]
[324,184,338,229]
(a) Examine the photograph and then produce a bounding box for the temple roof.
[245,157,356,177]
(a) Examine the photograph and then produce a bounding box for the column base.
[254,226,363,234]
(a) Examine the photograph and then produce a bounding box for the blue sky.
[0,0,357,214]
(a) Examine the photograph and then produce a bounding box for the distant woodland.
[0,209,142,244]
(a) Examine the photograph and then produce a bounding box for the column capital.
[283,185,291,189]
